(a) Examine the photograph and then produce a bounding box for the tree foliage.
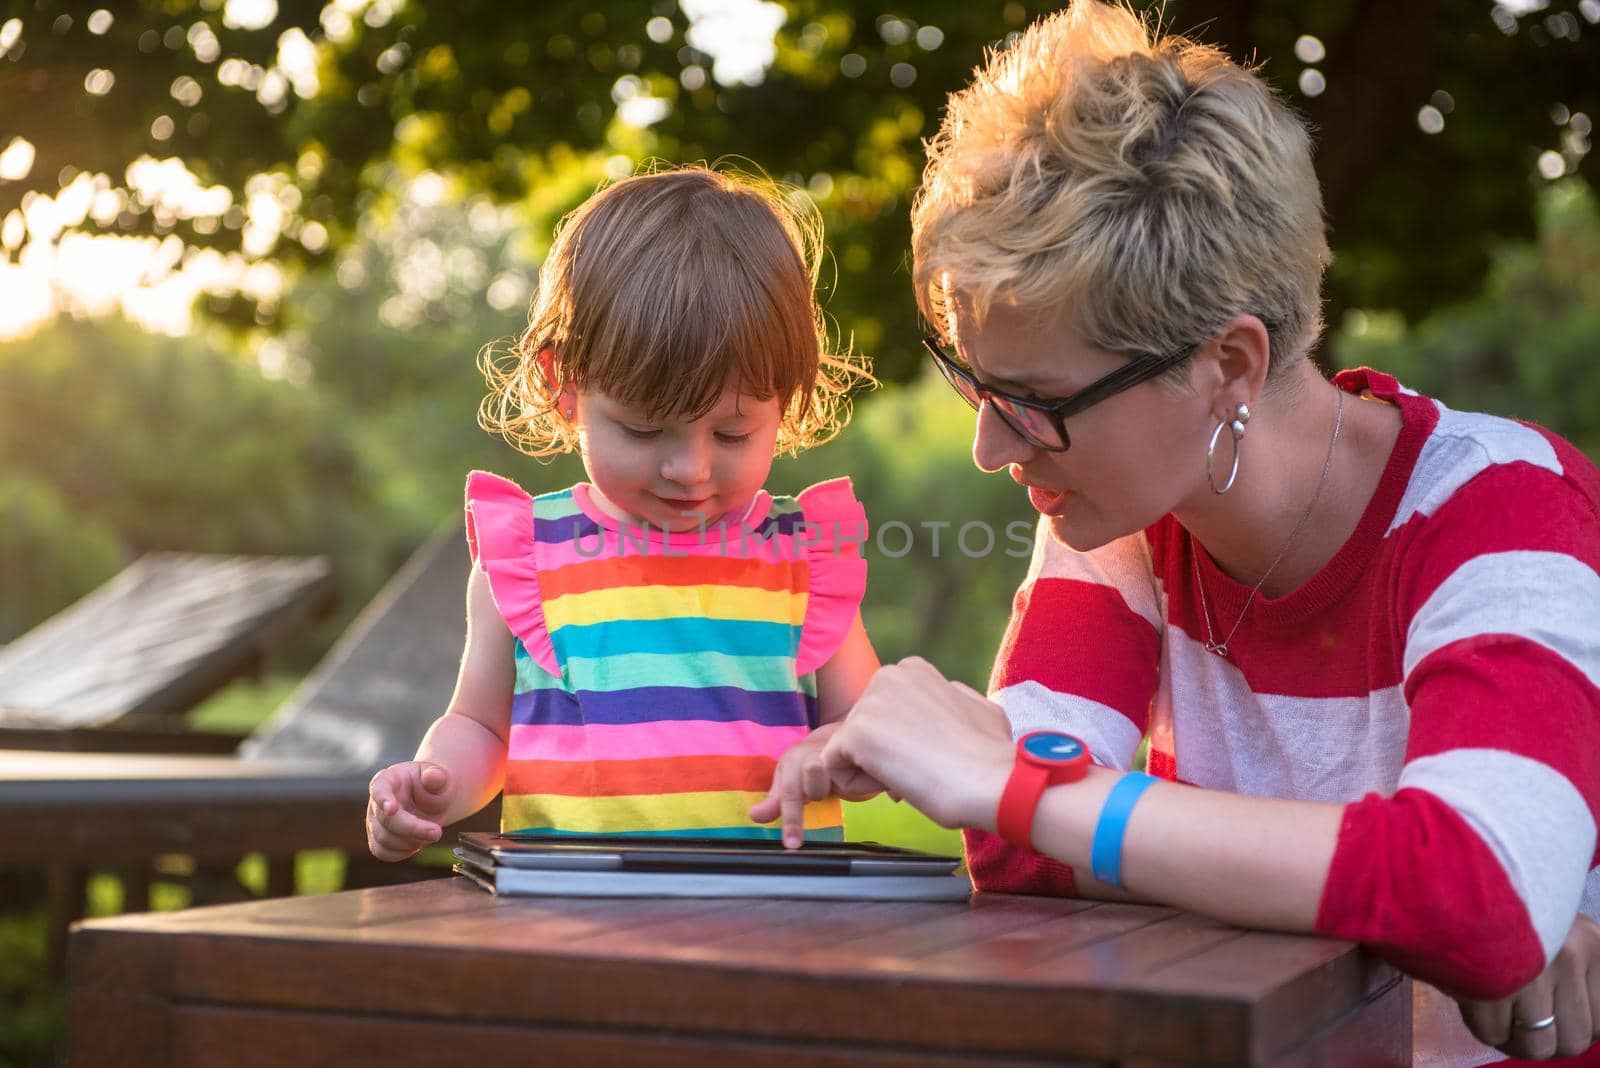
[3,1,1598,646]
[1,0,1594,379]
[0,318,391,639]
[1339,179,1600,458]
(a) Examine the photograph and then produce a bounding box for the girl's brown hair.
[480,163,872,458]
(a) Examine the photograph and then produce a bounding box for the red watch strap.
[997,759,1050,853]
[997,733,1091,853]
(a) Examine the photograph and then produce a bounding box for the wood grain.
[70,879,1410,1066]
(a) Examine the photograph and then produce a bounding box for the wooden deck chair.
[0,527,486,976]
[0,553,336,753]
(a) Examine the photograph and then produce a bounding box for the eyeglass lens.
[933,356,1065,449]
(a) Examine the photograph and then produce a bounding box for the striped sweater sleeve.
[965,517,1164,894]
[1316,426,1600,999]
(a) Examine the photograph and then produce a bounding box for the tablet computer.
[459,831,961,876]
[453,832,971,901]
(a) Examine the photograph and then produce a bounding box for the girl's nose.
[661,443,712,487]
[972,400,1039,473]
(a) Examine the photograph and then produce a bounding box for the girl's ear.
[538,347,577,421]
[536,346,560,390]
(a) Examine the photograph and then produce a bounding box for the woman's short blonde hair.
[911,0,1330,376]
[482,164,871,458]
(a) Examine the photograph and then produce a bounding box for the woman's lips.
[1027,484,1070,516]
[1012,466,1069,515]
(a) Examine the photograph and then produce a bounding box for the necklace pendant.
[1205,640,1228,657]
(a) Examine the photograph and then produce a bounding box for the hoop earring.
[1206,402,1249,494]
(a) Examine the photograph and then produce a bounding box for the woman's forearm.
[1024,768,1343,931]
[1009,764,1551,997]
[415,710,509,826]
[825,659,1341,934]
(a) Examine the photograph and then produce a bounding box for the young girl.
[366,166,878,861]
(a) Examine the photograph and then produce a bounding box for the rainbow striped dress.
[464,471,868,841]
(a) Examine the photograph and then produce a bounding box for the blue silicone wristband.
[1090,771,1157,891]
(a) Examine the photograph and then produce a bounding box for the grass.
[185,674,301,734]
[844,795,964,856]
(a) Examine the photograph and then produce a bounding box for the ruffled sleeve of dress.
[463,470,561,676]
[793,477,869,676]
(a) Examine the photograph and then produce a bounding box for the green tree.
[1339,179,1600,459]
[0,318,391,635]
[1,1,1593,377]
[0,473,122,642]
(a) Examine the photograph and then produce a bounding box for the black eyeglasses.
[921,334,1197,452]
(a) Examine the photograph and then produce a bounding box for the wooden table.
[69,877,1409,1066]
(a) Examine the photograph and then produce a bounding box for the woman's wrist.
[1027,765,1122,868]
[958,736,1017,834]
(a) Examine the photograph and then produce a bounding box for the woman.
[804,3,1600,1063]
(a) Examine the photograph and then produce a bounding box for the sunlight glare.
[244,191,284,256]
[54,233,163,317]
[277,28,320,97]
[0,137,37,181]
[224,0,278,32]
[23,192,66,243]
[84,69,116,95]
[1,210,23,250]
[681,0,785,87]
[126,156,234,220]
[0,259,52,339]
[0,19,21,60]
[54,174,97,228]
[187,22,221,63]
[90,187,125,225]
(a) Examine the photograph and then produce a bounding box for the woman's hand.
[820,656,1014,831]
[1457,913,1600,1060]
[748,721,885,848]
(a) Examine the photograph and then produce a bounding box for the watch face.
[1021,732,1085,764]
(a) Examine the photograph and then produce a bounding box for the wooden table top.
[69,876,1409,1066]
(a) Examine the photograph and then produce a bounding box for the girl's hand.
[1457,913,1600,1060]
[366,761,454,861]
[748,722,883,849]
[820,657,1014,832]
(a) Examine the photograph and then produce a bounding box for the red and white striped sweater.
[965,370,1600,1017]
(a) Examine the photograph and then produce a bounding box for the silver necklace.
[1192,390,1344,658]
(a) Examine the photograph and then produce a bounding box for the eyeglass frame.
[921,333,1199,452]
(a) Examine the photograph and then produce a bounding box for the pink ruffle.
[793,477,869,675]
[463,471,561,676]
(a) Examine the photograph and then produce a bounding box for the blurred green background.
[1,0,1597,1062]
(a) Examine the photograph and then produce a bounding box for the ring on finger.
[1512,1013,1558,1032]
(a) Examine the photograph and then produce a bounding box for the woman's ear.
[1204,314,1272,416]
